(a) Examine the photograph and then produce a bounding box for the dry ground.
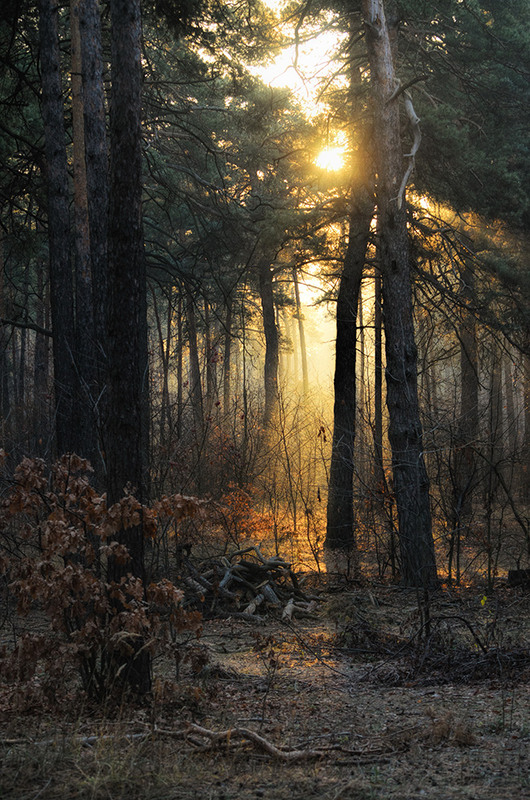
[1,579,530,800]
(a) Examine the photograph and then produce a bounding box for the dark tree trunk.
[363,0,437,588]
[33,262,50,455]
[79,0,108,479]
[503,353,517,460]
[373,269,385,495]
[488,341,503,495]
[523,349,530,501]
[38,0,77,455]
[326,201,373,550]
[0,237,11,433]
[223,293,232,416]
[79,0,108,364]
[456,260,479,518]
[258,258,279,429]
[204,295,218,415]
[176,291,183,439]
[71,0,99,469]
[150,286,171,445]
[106,0,150,694]
[185,285,204,439]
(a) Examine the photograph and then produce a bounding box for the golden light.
[315,146,346,171]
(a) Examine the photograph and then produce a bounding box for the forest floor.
[1,576,530,800]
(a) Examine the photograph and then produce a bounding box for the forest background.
[0,0,530,747]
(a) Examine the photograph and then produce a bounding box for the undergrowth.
[0,451,202,706]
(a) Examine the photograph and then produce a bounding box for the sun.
[315,146,346,171]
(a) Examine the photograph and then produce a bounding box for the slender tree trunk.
[292,268,309,395]
[0,235,11,439]
[523,349,530,501]
[0,234,7,420]
[33,262,50,455]
[357,287,367,470]
[503,352,517,460]
[373,269,385,496]
[204,295,218,415]
[17,265,29,409]
[223,293,232,416]
[185,285,204,439]
[488,341,503,494]
[363,0,437,587]
[38,0,77,455]
[456,260,479,519]
[258,258,279,429]
[151,287,171,445]
[106,0,150,694]
[176,292,183,439]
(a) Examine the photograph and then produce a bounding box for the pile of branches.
[178,545,319,621]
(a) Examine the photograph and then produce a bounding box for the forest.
[1,0,530,798]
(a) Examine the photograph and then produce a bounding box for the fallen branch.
[184,723,325,760]
[155,723,412,763]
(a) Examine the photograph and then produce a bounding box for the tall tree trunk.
[363,0,437,588]
[33,261,50,455]
[373,269,385,497]
[223,293,232,416]
[71,0,99,468]
[38,0,77,455]
[204,294,218,416]
[106,0,150,694]
[151,286,171,445]
[456,259,479,519]
[258,258,279,429]
[523,349,530,501]
[78,0,108,481]
[185,285,204,438]
[79,0,108,368]
[488,341,503,494]
[292,268,309,395]
[326,199,373,550]
[503,352,517,460]
[176,291,183,439]
[0,235,11,436]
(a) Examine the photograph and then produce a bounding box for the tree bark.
[185,285,204,438]
[176,291,183,439]
[258,258,279,429]
[456,259,479,519]
[71,0,100,468]
[106,0,150,694]
[326,201,373,550]
[78,0,108,368]
[78,0,109,480]
[204,294,218,416]
[362,0,437,588]
[223,292,233,416]
[33,261,50,454]
[523,349,530,501]
[0,236,11,434]
[373,269,385,497]
[38,0,77,456]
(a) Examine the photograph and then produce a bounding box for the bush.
[0,451,202,704]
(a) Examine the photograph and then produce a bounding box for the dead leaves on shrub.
[0,453,203,705]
